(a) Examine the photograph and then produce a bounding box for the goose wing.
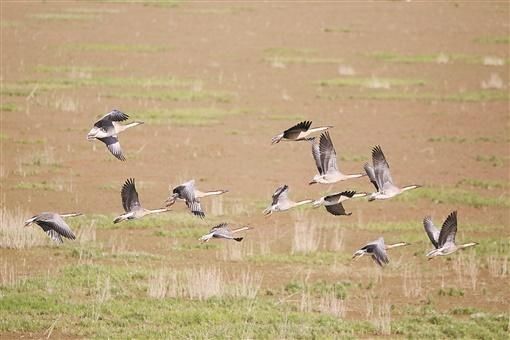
[438,211,457,247]
[98,136,125,161]
[93,109,129,131]
[310,138,323,175]
[283,120,312,139]
[176,180,205,218]
[272,185,289,206]
[211,224,234,238]
[319,132,339,174]
[35,213,76,243]
[365,238,389,267]
[324,190,356,204]
[364,163,379,191]
[121,178,142,212]
[423,216,440,248]
[210,223,229,232]
[325,203,350,216]
[372,145,395,192]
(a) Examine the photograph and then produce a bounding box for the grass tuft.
[63,43,171,53]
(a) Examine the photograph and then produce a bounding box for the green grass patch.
[34,65,117,73]
[0,263,376,338]
[0,262,507,338]
[264,47,342,64]
[475,155,508,167]
[106,90,232,103]
[320,90,509,102]
[474,36,510,44]
[74,212,200,230]
[0,20,19,28]
[133,107,247,125]
[456,178,510,190]
[12,181,61,191]
[29,13,99,20]
[427,136,467,143]
[393,309,508,339]
[20,76,196,89]
[0,103,19,112]
[367,51,498,64]
[317,77,426,87]
[63,7,122,14]
[1,83,71,97]
[63,43,170,53]
[15,138,45,145]
[396,186,510,208]
[266,56,344,64]
[284,280,352,299]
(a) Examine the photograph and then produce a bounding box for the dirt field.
[1,1,509,338]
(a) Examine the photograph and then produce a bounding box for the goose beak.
[308,180,317,185]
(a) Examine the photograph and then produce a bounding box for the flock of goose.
[23,113,478,267]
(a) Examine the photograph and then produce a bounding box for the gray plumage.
[199,223,252,243]
[365,145,420,200]
[24,212,80,243]
[168,180,204,218]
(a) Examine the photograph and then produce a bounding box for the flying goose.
[271,120,332,144]
[424,211,477,258]
[165,180,205,218]
[309,132,366,184]
[113,178,169,223]
[312,190,368,216]
[87,109,143,161]
[352,237,409,267]
[24,212,81,243]
[199,223,252,243]
[364,145,421,201]
[263,184,313,215]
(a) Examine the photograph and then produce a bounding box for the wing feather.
[98,136,125,161]
[283,120,312,139]
[319,132,337,173]
[438,211,457,247]
[423,216,440,248]
[121,178,141,212]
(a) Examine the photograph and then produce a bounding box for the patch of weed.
[317,77,426,87]
[63,43,170,53]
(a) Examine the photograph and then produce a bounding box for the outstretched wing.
[283,121,312,139]
[423,216,440,248]
[98,136,125,161]
[372,145,394,191]
[364,163,379,191]
[438,211,457,247]
[272,185,289,205]
[176,180,205,218]
[210,223,234,238]
[121,178,142,212]
[325,203,350,216]
[210,223,229,232]
[319,132,338,174]
[366,238,389,267]
[93,109,129,131]
[323,191,356,205]
[310,138,323,175]
[35,214,76,243]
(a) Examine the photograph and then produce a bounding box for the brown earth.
[1,1,509,337]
